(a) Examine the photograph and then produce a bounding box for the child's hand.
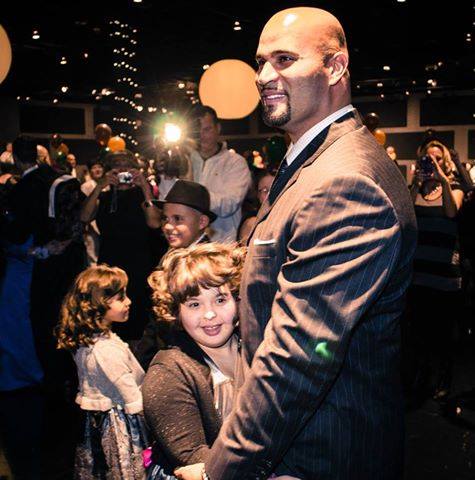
[174,463,204,480]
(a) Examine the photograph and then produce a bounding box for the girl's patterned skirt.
[75,406,149,480]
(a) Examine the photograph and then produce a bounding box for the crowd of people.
[0,6,475,480]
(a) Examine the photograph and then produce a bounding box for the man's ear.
[328,52,349,86]
[199,215,210,230]
[217,122,221,135]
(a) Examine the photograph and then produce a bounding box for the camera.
[417,155,434,179]
[117,171,133,184]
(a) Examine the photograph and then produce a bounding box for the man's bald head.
[261,7,348,65]
[36,144,51,165]
[256,7,350,140]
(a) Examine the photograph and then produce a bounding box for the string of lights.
[109,19,140,148]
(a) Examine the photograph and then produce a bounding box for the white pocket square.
[253,238,276,246]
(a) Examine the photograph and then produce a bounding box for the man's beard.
[261,100,291,127]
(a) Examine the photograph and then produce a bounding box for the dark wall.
[1,94,473,161]
[385,131,455,158]
[0,97,20,142]
[421,96,475,126]
[353,99,407,127]
[19,105,85,134]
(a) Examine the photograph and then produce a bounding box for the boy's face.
[161,203,209,249]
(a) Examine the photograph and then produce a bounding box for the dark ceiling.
[1,0,474,110]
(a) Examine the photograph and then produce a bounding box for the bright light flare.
[164,123,182,143]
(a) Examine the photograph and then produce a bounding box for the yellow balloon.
[199,59,259,119]
[0,25,12,85]
[373,129,386,146]
[108,136,126,152]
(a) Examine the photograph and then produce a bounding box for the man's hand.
[174,463,204,480]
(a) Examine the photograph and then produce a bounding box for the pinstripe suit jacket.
[206,111,417,480]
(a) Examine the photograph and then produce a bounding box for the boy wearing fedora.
[158,179,216,250]
[134,180,216,368]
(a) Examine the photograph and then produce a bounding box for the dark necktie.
[270,157,289,197]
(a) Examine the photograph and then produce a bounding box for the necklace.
[421,180,442,201]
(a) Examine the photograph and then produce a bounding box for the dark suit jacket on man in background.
[206,111,418,479]
[5,164,58,246]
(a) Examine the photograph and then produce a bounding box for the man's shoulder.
[223,146,245,162]
[13,165,56,195]
[190,149,202,162]
[313,127,399,181]
[218,148,248,174]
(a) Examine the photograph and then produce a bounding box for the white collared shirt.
[190,232,206,246]
[190,142,251,243]
[285,104,354,166]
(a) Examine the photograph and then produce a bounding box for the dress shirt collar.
[285,104,354,166]
[190,232,206,246]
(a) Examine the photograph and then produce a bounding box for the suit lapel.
[248,111,363,244]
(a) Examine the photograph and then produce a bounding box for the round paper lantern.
[0,25,12,85]
[199,59,259,119]
[373,129,386,146]
[108,136,126,152]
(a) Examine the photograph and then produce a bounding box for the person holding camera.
[81,150,162,341]
[408,139,464,401]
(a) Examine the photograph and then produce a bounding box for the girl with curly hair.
[142,243,246,480]
[56,264,148,479]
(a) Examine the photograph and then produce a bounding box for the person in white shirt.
[190,106,251,243]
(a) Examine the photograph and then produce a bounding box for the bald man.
[176,8,416,480]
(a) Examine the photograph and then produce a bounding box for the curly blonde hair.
[148,243,246,323]
[56,264,128,351]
